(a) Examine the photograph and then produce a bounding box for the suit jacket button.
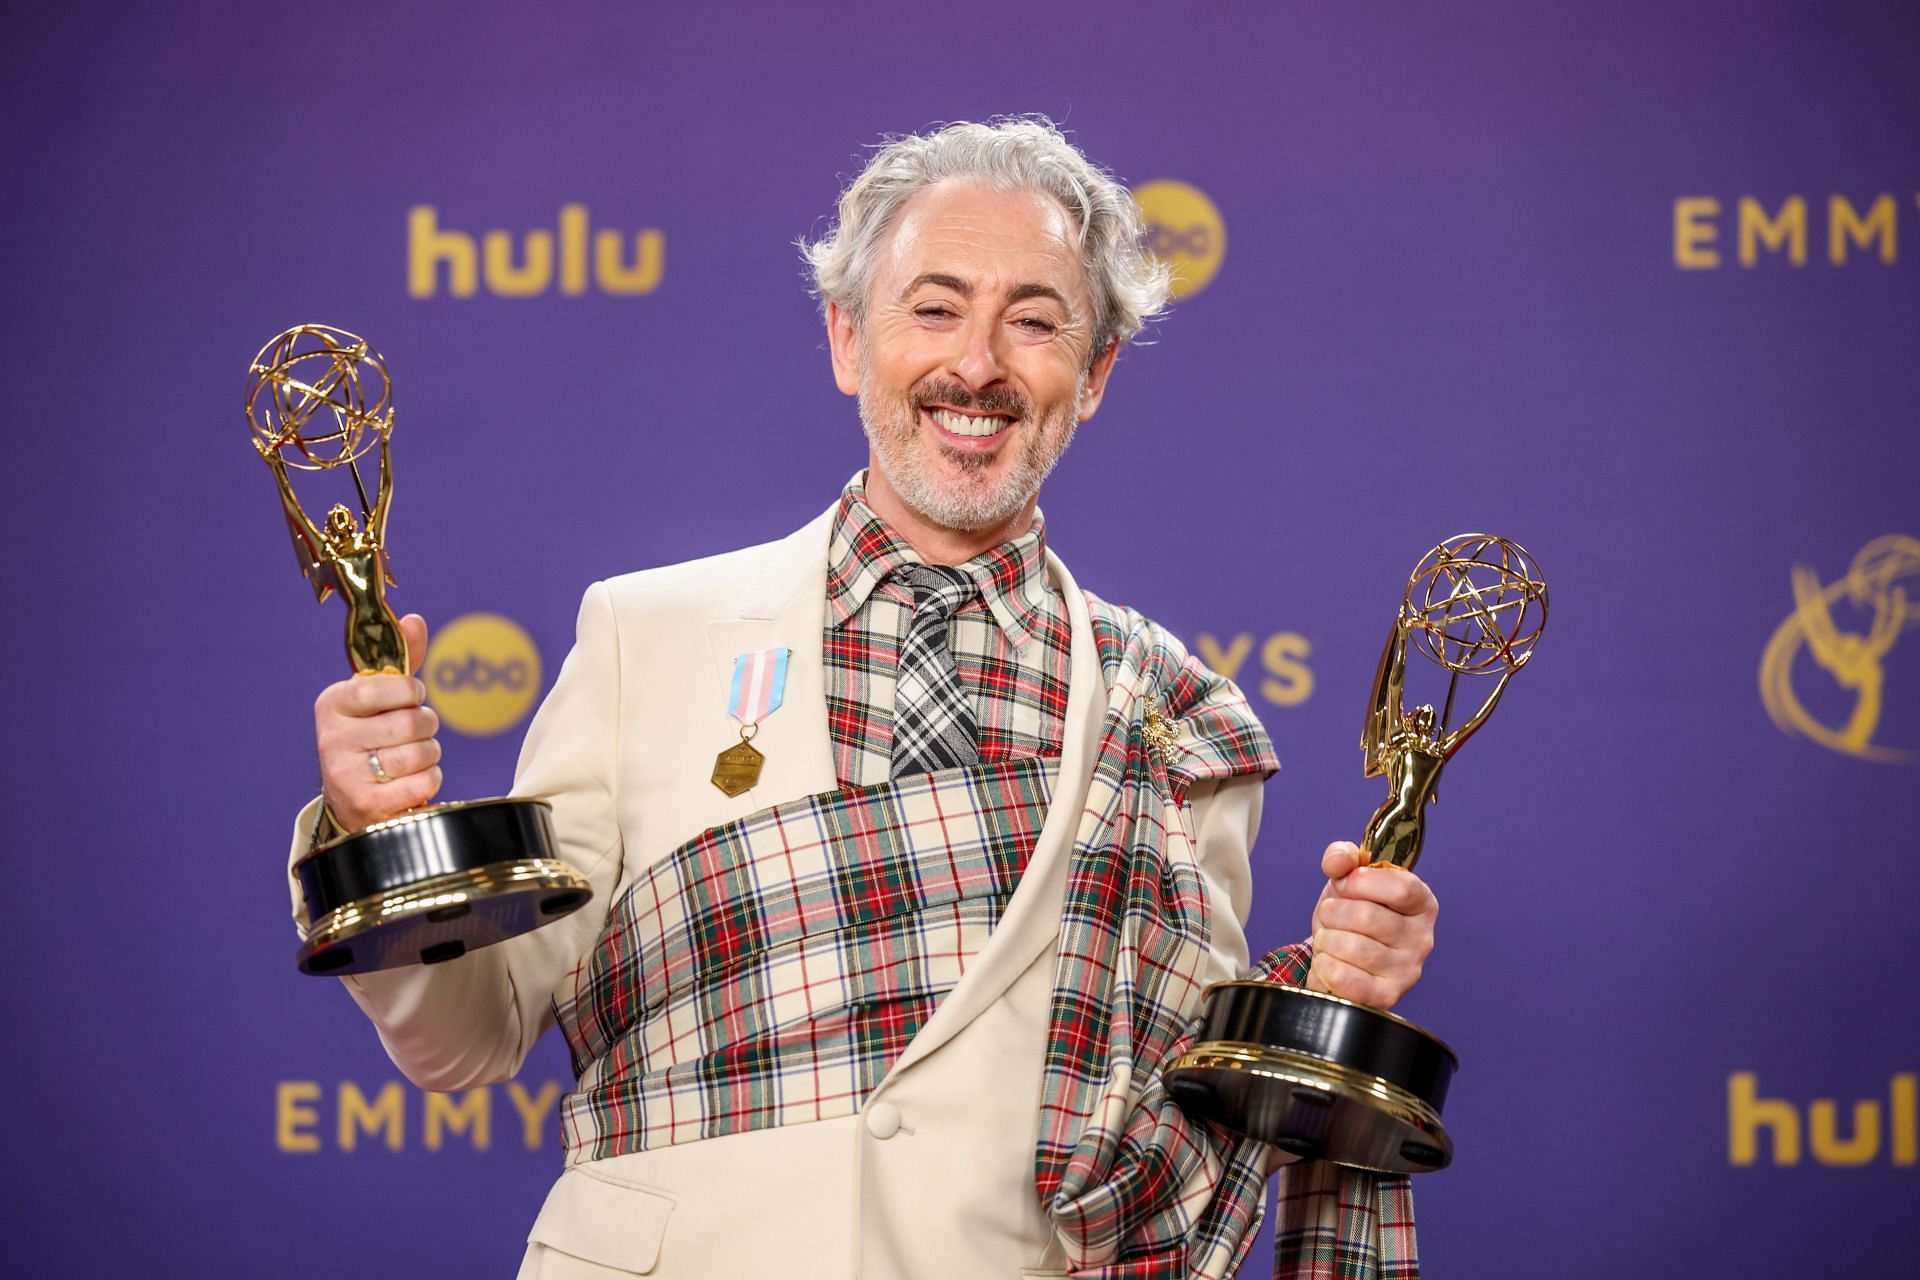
[864,1102,902,1140]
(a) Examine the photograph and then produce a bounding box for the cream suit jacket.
[288,502,1267,1279]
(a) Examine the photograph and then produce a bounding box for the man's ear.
[1076,341,1122,423]
[827,300,861,397]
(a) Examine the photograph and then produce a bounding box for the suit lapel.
[882,551,1105,1078]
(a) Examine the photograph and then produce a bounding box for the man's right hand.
[315,613,443,831]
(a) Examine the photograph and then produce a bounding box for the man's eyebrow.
[899,274,1073,311]
[901,272,972,299]
[1007,282,1069,310]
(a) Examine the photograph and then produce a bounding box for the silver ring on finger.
[367,749,393,784]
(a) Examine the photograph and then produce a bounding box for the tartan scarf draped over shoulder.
[1043,594,1417,1279]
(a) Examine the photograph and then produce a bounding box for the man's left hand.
[1305,841,1438,1010]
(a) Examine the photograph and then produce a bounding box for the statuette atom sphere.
[1405,534,1548,675]
[246,324,394,472]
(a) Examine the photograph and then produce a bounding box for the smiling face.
[828,181,1119,560]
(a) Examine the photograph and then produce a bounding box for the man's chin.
[899,476,1031,534]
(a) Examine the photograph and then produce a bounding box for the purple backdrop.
[5,1,1917,1274]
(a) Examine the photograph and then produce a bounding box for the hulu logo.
[409,204,664,298]
[1728,1072,1918,1166]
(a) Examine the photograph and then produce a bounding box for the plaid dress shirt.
[824,475,1072,789]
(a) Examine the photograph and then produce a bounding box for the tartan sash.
[552,755,1054,1161]
[1041,597,1418,1279]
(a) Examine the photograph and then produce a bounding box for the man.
[294,119,1438,1278]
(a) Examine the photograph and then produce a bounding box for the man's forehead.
[879,182,1090,304]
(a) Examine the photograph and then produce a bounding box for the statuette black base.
[293,797,590,976]
[1164,981,1457,1174]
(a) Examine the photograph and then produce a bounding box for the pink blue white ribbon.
[727,647,790,728]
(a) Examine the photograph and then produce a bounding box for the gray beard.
[857,375,1079,534]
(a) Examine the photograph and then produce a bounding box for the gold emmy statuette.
[1166,534,1547,1173]
[248,324,593,976]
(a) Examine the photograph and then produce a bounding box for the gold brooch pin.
[1142,696,1181,763]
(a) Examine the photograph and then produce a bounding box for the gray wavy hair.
[800,117,1171,360]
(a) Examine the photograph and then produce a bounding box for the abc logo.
[424,613,542,737]
[1133,180,1227,301]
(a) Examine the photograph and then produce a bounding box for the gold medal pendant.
[711,729,764,797]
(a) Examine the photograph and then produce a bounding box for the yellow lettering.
[276,1081,322,1154]
[408,206,477,298]
[1737,196,1806,266]
[424,1088,492,1152]
[483,230,555,297]
[597,229,666,294]
[1728,1071,1799,1165]
[1829,194,1896,265]
[1892,1074,1916,1166]
[507,1080,563,1150]
[560,204,590,295]
[1674,197,1721,269]
[1195,633,1253,682]
[1808,1098,1880,1165]
[1261,632,1315,707]
[338,1081,406,1152]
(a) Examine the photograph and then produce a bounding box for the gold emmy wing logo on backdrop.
[424,613,543,737]
[1134,180,1226,300]
[1759,535,1920,764]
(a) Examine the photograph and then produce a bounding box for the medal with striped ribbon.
[711,646,790,796]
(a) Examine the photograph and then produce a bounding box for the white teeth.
[930,408,1009,438]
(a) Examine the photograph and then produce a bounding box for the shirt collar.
[825,472,1053,651]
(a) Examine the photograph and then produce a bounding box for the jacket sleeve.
[1183,773,1259,985]
[282,580,628,1091]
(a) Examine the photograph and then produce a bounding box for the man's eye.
[1015,316,1058,334]
[916,305,957,320]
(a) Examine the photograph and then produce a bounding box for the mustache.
[911,380,1028,419]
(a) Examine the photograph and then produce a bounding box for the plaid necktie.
[890,564,981,778]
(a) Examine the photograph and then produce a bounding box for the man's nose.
[947,313,1008,391]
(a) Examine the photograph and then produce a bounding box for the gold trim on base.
[1167,1040,1451,1174]
[299,858,591,961]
